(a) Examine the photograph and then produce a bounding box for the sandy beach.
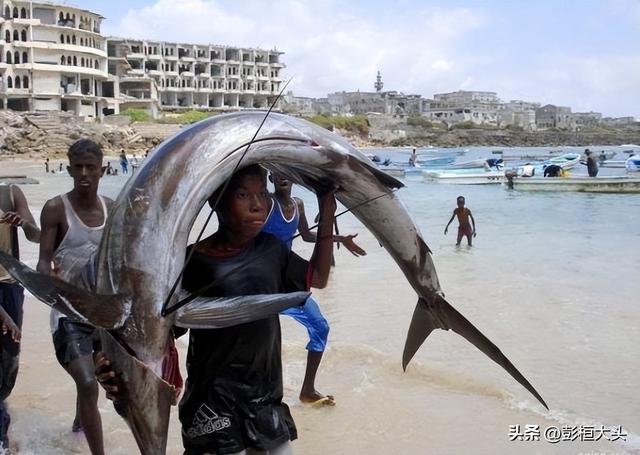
[1,154,639,454]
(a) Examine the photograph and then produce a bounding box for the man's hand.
[444,227,448,235]
[473,230,477,238]
[339,234,366,256]
[0,211,25,227]
[95,352,125,403]
[1,317,21,343]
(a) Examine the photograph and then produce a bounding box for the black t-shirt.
[179,232,308,455]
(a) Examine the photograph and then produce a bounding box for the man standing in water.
[444,196,477,246]
[37,139,112,455]
[0,183,40,449]
[263,173,366,406]
[584,149,599,177]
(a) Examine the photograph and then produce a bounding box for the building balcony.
[270,62,284,68]
[257,75,269,81]
[197,88,212,93]
[180,71,194,77]
[211,58,225,64]
[2,88,31,95]
[196,72,210,78]
[179,56,195,62]
[166,70,178,76]
[243,89,256,95]
[147,54,162,61]
[226,59,240,64]
[126,52,145,59]
[147,69,162,76]
[227,74,240,79]
[128,68,145,76]
[255,61,268,66]
[164,54,177,61]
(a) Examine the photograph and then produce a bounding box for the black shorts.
[52,318,100,367]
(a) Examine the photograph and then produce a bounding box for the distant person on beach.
[543,164,562,177]
[119,150,128,175]
[444,196,476,246]
[409,148,417,167]
[0,183,40,450]
[44,158,50,173]
[263,172,366,407]
[598,151,607,165]
[59,162,64,173]
[131,154,139,174]
[37,139,113,455]
[584,149,598,177]
[97,164,337,455]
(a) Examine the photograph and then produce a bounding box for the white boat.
[423,170,505,185]
[626,155,640,172]
[506,176,640,193]
[546,152,581,169]
[415,155,456,167]
[378,165,405,177]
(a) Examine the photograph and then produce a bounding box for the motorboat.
[626,155,640,172]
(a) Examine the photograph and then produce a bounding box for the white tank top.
[50,193,107,333]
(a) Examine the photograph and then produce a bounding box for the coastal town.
[0,0,638,157]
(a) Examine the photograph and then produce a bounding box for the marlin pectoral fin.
[0,251,129,329]
[403,297,549,410]
[98,329,173,455]
[175,291,311,329]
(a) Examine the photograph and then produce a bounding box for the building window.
[15,76,21,89]
[67,56,71,65]
[66,35,70,44]
[12,7,18,18]
[13,30,18,41]
[5,52,11,64]
[7,76,12,88]
[81,57,85,66]
[21,30,26,41]
[60,34,64,43]
[4,6,10,19]
[73,56,77,66]
[5,30,10,43]
[61,55,65,65]
[72,35,76,45]
[14,51,19,64]
[20,7,26,19]
[80,37,84,46]
[59,12,64,22]
[94,60,98,69]
[22,52,27,63]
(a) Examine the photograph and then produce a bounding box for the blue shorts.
[280,295,329,352]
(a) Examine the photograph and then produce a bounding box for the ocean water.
[1,147,639,455]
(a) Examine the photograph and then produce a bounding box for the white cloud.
[105,0,639,117]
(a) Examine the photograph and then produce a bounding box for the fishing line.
[163,188,398,316]
[161,78,292,316]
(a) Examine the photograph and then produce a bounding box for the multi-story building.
[601,116,637,126]
[571,111,602,129]
[0,0,116,117]
[424,90,500,126]
[497,100,540,131]
[107,37,285,113]
[535,104,573,130]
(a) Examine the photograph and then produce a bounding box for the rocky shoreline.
[1,111,639,160]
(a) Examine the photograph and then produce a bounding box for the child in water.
[444,196,476,246]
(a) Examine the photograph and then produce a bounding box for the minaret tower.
[374,71,384,92]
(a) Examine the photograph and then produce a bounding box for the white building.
[497,100,540,131]
[0,0,116,117]
[107,37,285,113]
[424,90,500,126]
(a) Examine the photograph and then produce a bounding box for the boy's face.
[220,174,269,239]
[271,173,292,193]
[457,198,465,208]
[68,152,102,194]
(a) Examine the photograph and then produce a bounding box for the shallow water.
[1,148,639,454]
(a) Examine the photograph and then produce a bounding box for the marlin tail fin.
[403,296,548,410]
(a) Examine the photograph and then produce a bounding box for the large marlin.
[0,112,547,454]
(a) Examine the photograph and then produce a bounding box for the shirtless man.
[37,139,112,455]
[262,173,365,405]
[444,196,476,246]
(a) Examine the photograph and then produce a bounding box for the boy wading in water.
[262,173,366,406]
[38,139,113,455]
[97,164,337,455]
[444,196,476,246]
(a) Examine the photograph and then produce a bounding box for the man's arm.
[37,198,62,276]
[307,191,336,289]
[0,185,40,243]
[468,209,476,236]
[444,210,456,235]
[296,198,366,256]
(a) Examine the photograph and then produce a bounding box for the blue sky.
[69,0,639,117]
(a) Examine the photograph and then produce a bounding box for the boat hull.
[507,177,640,193]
